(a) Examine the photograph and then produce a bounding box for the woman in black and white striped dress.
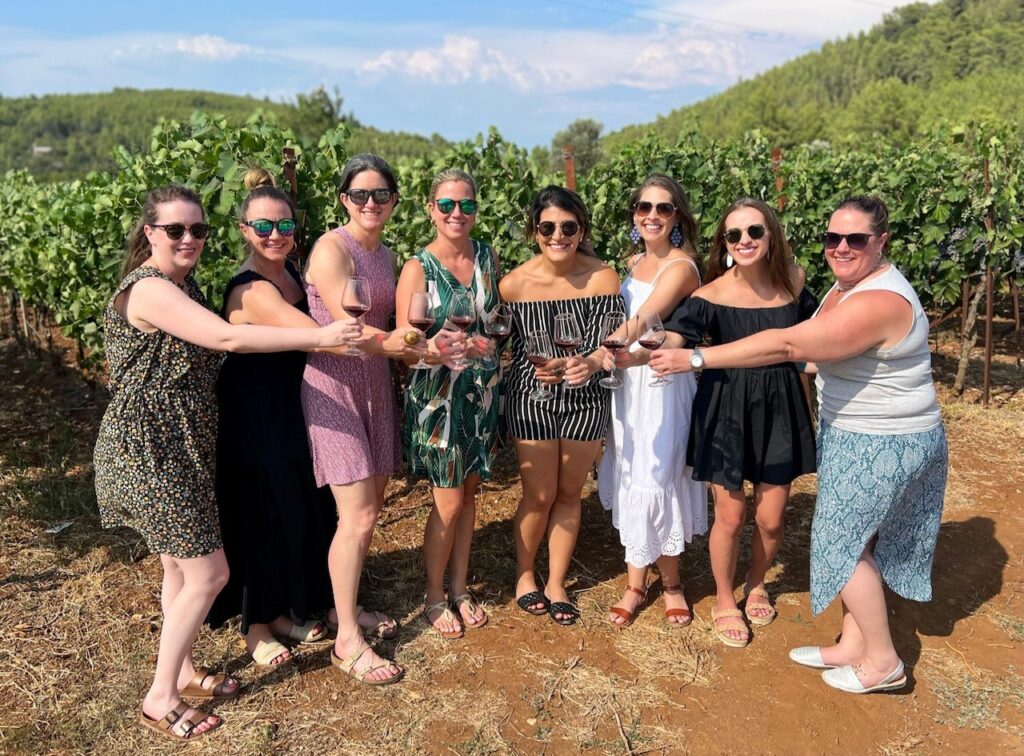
[500,186,624,625]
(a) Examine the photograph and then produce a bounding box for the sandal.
[661,583,692,628]
[179,669,240,700]
[452,593,489,629]
[607,585,647,628]
[710,607,750,648]
[423,600,464,639]
[743,585,777,627]
[356,605,400,640]
[276,618,328,645]
[139,702,221,741]
[548,600,580,626]
[331,643,404,686]
[516,591,550,616]
[251,638,292,667]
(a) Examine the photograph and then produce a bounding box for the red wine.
[486,324,510,338]
[602,339,627,353]
[638,336,665,350]
[343,304,370,319]
[409,317,435,329]
[554,338,581,350]
[527,354,550,366]
[450,315,474,331]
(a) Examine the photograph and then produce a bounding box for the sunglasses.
[724,224,766,244]
[633,201,676,218]
[150,223,210,240]
[823,232,875,250]
[244,218,297,237]
[537,220,581,238]
[435,198,478,215]
[344,188,395,205]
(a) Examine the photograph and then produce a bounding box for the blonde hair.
[243,167,277,190]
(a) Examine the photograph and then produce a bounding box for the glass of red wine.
[407,290,435,370]
[481,303,511,370]
[553,312,584,390]
[637,312,670,387]
[599,310,627,389]
[341,276,371,356]
[446,288,475,369]
[526,330,555,402]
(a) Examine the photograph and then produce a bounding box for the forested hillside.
[606,0,1024,149]
[0,87,450,180]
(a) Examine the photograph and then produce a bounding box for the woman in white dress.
[599,174,708,627]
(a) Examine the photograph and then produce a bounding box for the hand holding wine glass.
[341,276,371,356]
[553,312,585,388]
[407,290,435,370]
[599,310,627,389]
[637,312,671,387]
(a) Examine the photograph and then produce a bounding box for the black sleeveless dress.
[665,290,818,492]
[206,264,335,633]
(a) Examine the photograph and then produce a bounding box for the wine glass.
[446,288,475,369]
[341,276,371,356]
[407,291,435,370]
[598,310,627,389]
[553,312,584,390]
[526,330,555,403]
[637,312,670,387]
[481,303,511,370]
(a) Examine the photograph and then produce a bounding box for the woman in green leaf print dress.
[396,168,500,639]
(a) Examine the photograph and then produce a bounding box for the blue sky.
[0,0,918,146]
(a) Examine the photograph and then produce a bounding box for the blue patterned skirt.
[810,422,948,614]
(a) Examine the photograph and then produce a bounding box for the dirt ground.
[0,318,1021,755]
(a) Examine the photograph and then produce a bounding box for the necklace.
[835,259,885,292]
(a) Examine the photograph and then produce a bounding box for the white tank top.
[814,266,942,434]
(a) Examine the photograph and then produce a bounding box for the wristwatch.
[689,347,705,370]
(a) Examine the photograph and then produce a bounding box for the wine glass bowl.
[637,312,671,387]
[408,291,435,370]
[598,310,627,389]
[553,312,584,389]
[341,276,371,356]
[526,330,555,402]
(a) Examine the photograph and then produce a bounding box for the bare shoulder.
[499,262,529,301]
[692,274,729,304]
[397,257,425,285]
[586,260,622,296]
[789,263,806,293]
[307,231,350,276]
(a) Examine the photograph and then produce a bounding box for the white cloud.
[175,35,250,60]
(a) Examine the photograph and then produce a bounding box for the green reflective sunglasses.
[435,198,478,215]
[244,218,297,237]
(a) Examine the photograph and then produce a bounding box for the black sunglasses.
[537,220,580,238]
[435,198,478,215]
[823,232,875,250]
[150,223,209,240]
[344,188,395,205]
[724,224,766,244]
[633,201,676,218]
[244,218,297,238]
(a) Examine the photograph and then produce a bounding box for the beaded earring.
[670,224,683,247]
[629,225,641,245]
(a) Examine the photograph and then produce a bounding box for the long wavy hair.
[627,173,702,277]
[706,197,796,301]
[121,184,204,278]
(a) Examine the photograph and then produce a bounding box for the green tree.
[550,118,603,177]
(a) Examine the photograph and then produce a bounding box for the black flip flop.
[516,591,550,616]
[548,601,580,626]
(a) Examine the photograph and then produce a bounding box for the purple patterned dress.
[301,227,402,486]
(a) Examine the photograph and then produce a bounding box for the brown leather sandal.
[179,669,240,700]
[139,702,221,741]
[661,583,692,628]
[608,585,647,628]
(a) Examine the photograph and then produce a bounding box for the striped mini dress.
[504,295,623,441]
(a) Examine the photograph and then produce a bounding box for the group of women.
[92,153,948,741]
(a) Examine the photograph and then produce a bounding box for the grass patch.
[921,649,1024,733]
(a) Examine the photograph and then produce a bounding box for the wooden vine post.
[562,145,577,192]
[982,157,994,407]
[771,148,786,211]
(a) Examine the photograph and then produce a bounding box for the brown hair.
[706,197,797,301]
[627,173,702,275]
[121,184,204,278]
[527,185,596,257]
[835,195,890,254]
